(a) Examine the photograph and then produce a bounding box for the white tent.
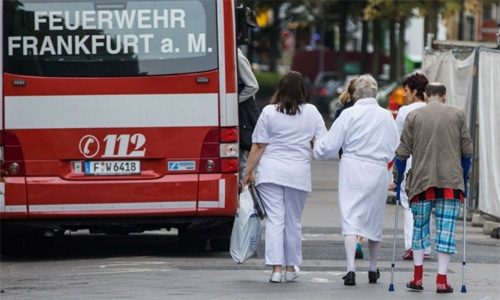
[423,46,500,219]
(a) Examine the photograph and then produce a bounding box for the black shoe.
[406,281,424,291]
[368,269,380,284]
[343,271,356,286]
[436,283,453,293]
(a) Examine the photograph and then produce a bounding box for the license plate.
[84,160,141,176]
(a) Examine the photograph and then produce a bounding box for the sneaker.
[269,272,282,283]
[403,249,413,260]
[343,271,356,286]
[436,283,453,293]
[406,278,424,291]
[424,253,431,259]
[355,243,364,259]
[368,269,380,284]
[284,266,300,282]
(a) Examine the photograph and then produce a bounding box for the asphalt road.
[1,159,499,300]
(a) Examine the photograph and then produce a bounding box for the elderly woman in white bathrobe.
[313,74,399,286]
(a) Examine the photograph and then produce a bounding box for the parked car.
[309,71,343,117]
[329,97,343,121]
[377,80,400,108]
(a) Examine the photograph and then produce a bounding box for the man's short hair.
[425,83,446,97]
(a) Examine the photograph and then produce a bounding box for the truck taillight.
[200,127,239,173]
[221,158,238,172]
[220,143,238,157]
[3,131,25,176]
[220,128,238,142]
[220,127,238,173]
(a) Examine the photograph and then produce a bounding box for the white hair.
[353,74,378,100]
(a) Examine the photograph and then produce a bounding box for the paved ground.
[1,160,498,300]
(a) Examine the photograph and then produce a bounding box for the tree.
[365,0,416,80]
[243,0,285,72]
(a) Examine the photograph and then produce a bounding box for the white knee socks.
[368,240,380,272]
[344,235,357,272]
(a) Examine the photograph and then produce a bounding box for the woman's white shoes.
[285,266,300,282]
[269,266,300,283]
[269,272,282,283]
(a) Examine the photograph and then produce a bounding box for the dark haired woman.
[243,71,327,283]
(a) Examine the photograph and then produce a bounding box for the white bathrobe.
[314,97,399,241]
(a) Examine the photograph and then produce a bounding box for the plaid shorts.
[411,199,461,254]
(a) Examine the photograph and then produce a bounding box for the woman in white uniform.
[313,74,399,286]
[243,71,327,283]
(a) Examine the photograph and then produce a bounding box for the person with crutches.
[395,83,473,293]
[389,73,432,260]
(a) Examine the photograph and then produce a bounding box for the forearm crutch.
[461,156,471,293]
[461,187,467,293]
[388,188,400,292]
[389,158,406,292]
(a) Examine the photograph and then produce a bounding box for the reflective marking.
[199,201,219,208]
[4,205,27,213]
[217,0,227,126]
[224,93,238,126]
[219,179,225,208]
[5,94,219,129]
[199,179,226,208]
[0,183,4,212]
[29,201,196,212]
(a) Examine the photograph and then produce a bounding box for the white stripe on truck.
[5,94,219,129]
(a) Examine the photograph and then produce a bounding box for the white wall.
[405,10,448,60]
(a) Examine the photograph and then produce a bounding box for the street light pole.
[458,0,464,40]
[318,1,325,74]
[319,21,325,74]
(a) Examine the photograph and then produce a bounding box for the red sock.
[411,265,423,285]
[436,273,448,286]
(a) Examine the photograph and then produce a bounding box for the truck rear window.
[3,0,218,77]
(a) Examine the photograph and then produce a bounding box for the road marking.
[71,268,171,275]
[311,278,331,283]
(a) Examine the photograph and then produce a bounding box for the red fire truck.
[1,0,248,251]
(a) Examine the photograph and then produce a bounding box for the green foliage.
[254,71,282,101]
[364,0,420,21]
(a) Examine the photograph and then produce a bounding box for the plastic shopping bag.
[230,185,261,264]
